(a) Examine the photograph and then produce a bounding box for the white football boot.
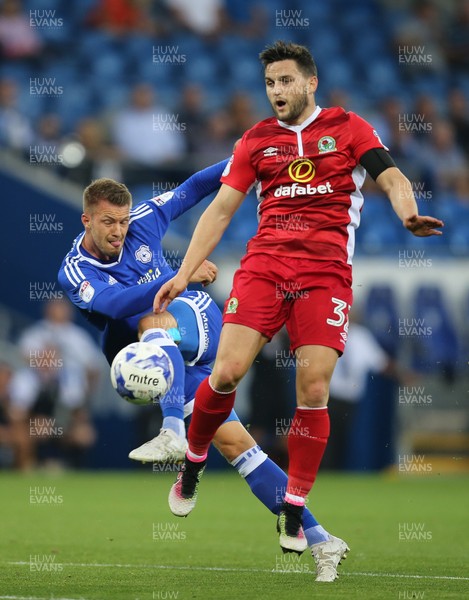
[277,504,308,555]
[311,535,350,582]
[128,428,188,463]
[168,458,206,517]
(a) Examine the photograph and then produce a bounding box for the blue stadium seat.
[78,31,117,63]
[17,85,46,122]
[126,35,156,65]
[359,193,388,222]
[449,223,469,256]
[0,63,34,85]
[88,50,127,83]
[411,75,449,99]
[404,224,451,254]
[302,1,331,21]
[437,198,469,255]
[226,56,263,88]
[360,224,406,255]
[334,0,377,7]
[25,0,75,43]
[222,193,258,244]
[39,60,81,89]
[305,30,342,62]
[410,285,459,376]
[320,58,355,90]
[128,35,187,91]
[358,195,388,251]
[432,194,461,226]
[359,196,407,255]
[365,60,399,91]
[216,35,260,64]
[67,0,96,20]
[133,55,176,87]
[24,0,61,10]
[340,5,377,32]
[183,53,220,87]
[461,289,469,364]
[453,74,469,99]
[352,35,389,65]
[51,83,94,129]
[91,82,127,112]
[364,285,400,357]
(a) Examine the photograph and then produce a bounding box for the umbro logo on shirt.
[263,146,278,157]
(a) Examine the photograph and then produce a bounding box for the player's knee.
[297,378,329,408]
[138,312,177,337]
[211,362,245,392]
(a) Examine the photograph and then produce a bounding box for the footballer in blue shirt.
[58,160,348,581]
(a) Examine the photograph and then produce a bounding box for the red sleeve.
[220,132,257,193]
[347,112,388,163]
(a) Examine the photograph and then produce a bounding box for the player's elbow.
[95,301,123,320]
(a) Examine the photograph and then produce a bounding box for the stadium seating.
[411,285,459,378]
[364,285,401,358]
[0,0,466,256]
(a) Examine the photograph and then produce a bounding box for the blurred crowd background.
[0,0,468,472]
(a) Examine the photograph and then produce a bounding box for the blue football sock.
[140,328,185,438]
[231,445,330,546]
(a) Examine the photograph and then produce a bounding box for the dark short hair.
[83,178,132,211]
[259,40,318,77]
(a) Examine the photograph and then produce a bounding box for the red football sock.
[286,407,330,505]
[187,376,236,458]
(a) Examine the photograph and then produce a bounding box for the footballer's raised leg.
[129,317,187,463]
[129,293,219,464]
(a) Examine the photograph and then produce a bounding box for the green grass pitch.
[0,471,468,600]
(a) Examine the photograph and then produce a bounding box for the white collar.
[76,232,123,268]
[277,105,322,132]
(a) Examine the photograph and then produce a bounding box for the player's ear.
[81,213,90,229]
[306,76,318,95]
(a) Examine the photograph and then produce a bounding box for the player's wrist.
[403,214,418,227]
[178,260,196,284]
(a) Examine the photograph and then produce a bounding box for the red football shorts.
[222,253,353,354]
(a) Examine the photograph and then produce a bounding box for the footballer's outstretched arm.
[376,167,444,236]
[163,159,229,222]
[58,268,177,320]
[59,260,217,321]
[154,183,246,312]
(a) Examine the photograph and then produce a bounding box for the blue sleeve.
[89,274,176,319]
[152,159,229,228]
[58,265,176,320]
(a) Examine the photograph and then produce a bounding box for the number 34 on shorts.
[326,297,351,346]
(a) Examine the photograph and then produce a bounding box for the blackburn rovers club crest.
[135,244,152,263]
[318,136,336,153]
[226,297,238,314]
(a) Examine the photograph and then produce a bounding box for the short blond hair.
[83,178,132,211]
